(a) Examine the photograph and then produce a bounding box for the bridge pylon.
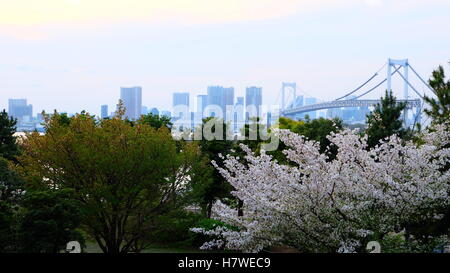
[281,82,297,111]
[387,58,410,126]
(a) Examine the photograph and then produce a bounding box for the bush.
[381,232,450,253]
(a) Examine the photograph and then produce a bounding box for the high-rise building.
[206,86,223,118]
[233,97,245,132]
[173,92,190,119]
[120,86,142,120]
[245,87,262,122]
[8,99,32,123]
[173,92,189,108]
[205,86,234,121]
[196,95,208,119]
[101,105,108,119]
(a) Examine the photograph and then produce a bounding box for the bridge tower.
[281,82,297,111]
[387,58,410,126]
[387,58,409,98]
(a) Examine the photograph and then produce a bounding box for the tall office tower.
[196,95,208,119]
[206,86,224,118]
[205,86,235,121]
[173,92,190,119]
[101,105,109,119]
[120,86,142,120]
[150,107,159,116]
[8,99,33,123]
[173,92,190,107]
[233,97,245,132]
[245,86,262,122]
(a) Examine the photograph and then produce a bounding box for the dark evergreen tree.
[18,189,84,253]
[138,112,173,129]
[366,91,406,148]
[197,118,234,218]
[424,64,450,125]
[0,110,18,161]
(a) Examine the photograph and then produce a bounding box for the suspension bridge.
[279,58,435,126]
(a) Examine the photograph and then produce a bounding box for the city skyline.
[1,1,449,117]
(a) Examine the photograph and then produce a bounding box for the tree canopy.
[366,91,406,148]
[17,112,181,253]
[424,64,450,125]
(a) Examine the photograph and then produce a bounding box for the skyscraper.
[196,95,208,119]
[245,87,262,122]
[173,92,190,119]
[101,105,108,119]
[8,99,32,123]
[120,86,142,120]
[173,92,189,108]
[233,96,245,132]
[206,86,234,120]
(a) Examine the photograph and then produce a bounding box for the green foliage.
[380,233,450,253]
[239,117,268,153]
[17,189,84,253]
[276,116,343,161]
[138,113,173,129]
[0,110,19,162]
[424,64,450,125]
[0,202,15,252]
[149,210,203,247]
[197,118,234,218]
[0,156,24,203]
[17,112,180,253]
[366,90,406,148]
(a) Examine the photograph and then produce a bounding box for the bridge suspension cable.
[408,64,436,95]
[395,70,424,99]
[334,63,386,101]
[350,65,403,100]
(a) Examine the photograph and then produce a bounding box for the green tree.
[366,91,406,148]
[0,156,23,203]
[239,117,269,153]
[0,110,19,161]
[197,118,234,218]
[276,116,343,161]
[0,201,15,252]
[17,111,181,253]
[424,64,450,125]
[17,189,84,253]
[138,113,173,129]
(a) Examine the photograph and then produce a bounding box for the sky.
[0,0,449,116]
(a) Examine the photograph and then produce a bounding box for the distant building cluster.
[99,86,170,121]
[7,99,44,132]
[7,83,375,133]
[171,86,265,133]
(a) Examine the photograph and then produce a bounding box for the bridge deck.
[282,99,421,116]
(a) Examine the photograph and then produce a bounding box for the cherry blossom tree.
[192,124,450,253]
